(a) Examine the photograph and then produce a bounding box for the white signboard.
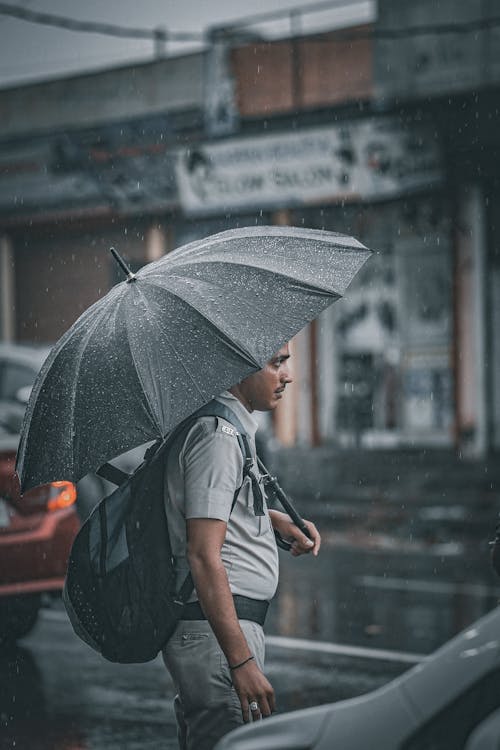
[176,116,443,215]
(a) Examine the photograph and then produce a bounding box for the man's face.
[232,344,293,412]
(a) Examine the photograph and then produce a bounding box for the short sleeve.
[181,419,243,522]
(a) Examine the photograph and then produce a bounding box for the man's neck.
[228,385,253,413]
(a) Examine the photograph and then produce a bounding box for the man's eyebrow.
[274,354,290,361]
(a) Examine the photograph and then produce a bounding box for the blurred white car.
[215,605,500,750]
[0,342,50,433]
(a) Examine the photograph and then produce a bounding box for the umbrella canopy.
[16,226,371,491]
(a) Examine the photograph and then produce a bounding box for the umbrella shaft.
[110,247,136,282]
[257,458,312,540]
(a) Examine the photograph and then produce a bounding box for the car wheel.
[0,595,41,646]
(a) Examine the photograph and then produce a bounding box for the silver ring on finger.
[249,701,259,712]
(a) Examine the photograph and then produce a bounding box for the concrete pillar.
[309,318,320,446]
[145,225,166,262]
[273,336,298,447]
[294,325,313,445]
[317,303,338,442]
[0,235,15,342]
[489,188,500,449]
[455,184,488,457]
[271,209,303,446]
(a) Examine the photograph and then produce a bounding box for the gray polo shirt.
[164,391,279,603]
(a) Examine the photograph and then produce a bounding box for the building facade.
[0,1,498,456]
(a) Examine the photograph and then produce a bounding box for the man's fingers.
[285,519,321,556]
[241,697,250,723]
[299,534,314,550]
[248,698,263,721]
[255,691,274,717]
[306,521,321,556]
[258,695,271,718]
[250,702,261,720]
[246,688,275,721]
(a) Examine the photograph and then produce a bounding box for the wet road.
[0,604,412,750]
[1,607,177,750]
[3,504,499,749]
[269,500,500,653]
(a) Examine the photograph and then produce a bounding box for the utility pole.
[154,27,167,58]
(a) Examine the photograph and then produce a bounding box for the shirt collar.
[216,390,259,439]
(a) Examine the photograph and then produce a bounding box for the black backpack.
[63,400,255,664]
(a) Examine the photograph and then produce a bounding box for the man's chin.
[254,394,284,411]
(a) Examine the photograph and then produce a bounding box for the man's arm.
[187,517,276,721]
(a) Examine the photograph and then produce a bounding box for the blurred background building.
[0,0,499,466]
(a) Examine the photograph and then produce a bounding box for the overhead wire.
[0,1,500,43]
[0,2,204,41]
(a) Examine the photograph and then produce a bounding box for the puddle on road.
[268,506,500,654]
[0,642,178,750]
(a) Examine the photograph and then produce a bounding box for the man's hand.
[230,658,276,722]
[269,510,321,557]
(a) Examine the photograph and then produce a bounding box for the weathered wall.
[0,52,204,139]
[375,0,500,101]
[12,218,152,342]
[231,26,373,116]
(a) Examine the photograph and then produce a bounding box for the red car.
[0,344,80,644]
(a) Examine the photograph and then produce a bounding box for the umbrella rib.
[15,286,123,485]
[123,285,224,426]
[144,274,318,344]
[149,256,359,296]
[138,278,262,368]
[66,295,119,477]
[199,257,362,295]
[162,226,367,266]
[119,291,167,434]
[183,262,340,296]
[141,274,261,330]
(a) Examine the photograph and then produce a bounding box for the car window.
[402,668,500,750]
[1,363,37,401]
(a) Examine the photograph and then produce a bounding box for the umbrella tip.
[110,247,136,283]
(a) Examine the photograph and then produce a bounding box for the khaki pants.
[162,619,265,750]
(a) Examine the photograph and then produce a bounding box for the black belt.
[181,595,269,627]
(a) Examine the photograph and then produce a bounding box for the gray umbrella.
[16,225,371,492]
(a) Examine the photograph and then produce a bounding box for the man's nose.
[281,364,293,384]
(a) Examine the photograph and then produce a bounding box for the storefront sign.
[0,114,178,221]
[176,116,443,215]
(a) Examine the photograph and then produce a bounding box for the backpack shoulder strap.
[96,400,254,506]
[96,462,130,486]
[193,399,253,472]
[96,440,164,487]
[194,400,266,517]
[191,400,255,512]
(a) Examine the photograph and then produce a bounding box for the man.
[162,343,321,750]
